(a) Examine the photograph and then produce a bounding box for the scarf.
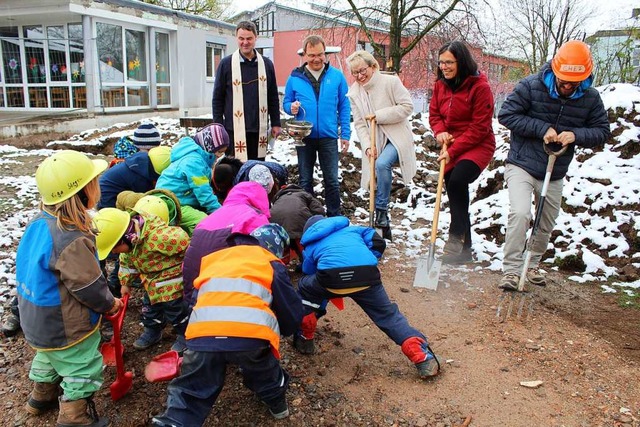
[231,49,268,161]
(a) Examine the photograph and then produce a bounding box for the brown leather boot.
[25,381,60,415]
[56,397,109,427]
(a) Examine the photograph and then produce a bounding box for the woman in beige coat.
[347,51,417,239]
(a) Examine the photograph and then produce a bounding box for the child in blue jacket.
[294,215,441,379]
[155,124,229,234]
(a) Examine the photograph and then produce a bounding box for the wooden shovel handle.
[367,117,377,227]
[430,158,446,244]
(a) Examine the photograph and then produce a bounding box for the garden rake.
[496,143,567,322]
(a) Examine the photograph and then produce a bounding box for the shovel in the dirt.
[145,350,183,382]
[413,158,446,290]
[100,293,129,367]
[103,294,133,401]
[496,143,568,321]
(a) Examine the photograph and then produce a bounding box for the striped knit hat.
[131,123,161,149]
[194,123,230,154]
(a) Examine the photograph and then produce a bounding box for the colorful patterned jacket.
[118,212,190,304]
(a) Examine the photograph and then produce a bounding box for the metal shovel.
[413,158,446,290]
[497,143,568,321]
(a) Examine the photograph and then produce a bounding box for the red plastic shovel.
[102,294,133,401]
[100,293,129,367]
[145,350,183,382]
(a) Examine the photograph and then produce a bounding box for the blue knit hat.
[250,224,290,259]
[113,136,139,159]
[131,123,161,149]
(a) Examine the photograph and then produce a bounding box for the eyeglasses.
[351,67,370,77]
[438,60,457,67]
[556,78,581,88]
[305,52,325,59]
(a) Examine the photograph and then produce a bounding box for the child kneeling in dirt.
[16,150,123,426]
[94,207,191,353]
[294,215,441,379]
[151,224,303,426]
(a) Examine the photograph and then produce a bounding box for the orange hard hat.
[551,40,593,82]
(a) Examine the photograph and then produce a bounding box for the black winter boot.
[374,209,389,228]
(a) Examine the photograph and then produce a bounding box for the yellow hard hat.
[94,208,131,260]
[36,150,107,205]
[133,195,169,224]
[148,146,172,175]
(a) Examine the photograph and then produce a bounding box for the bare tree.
[138,0,231,20]
[334,0,470,73]
[495,0,596,73]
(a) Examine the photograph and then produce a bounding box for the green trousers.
[28,329,103,401]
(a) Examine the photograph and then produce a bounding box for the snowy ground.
[0,84,638,308]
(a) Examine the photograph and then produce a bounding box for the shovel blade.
[413,257,441,290]
[100,341,123,367]
[145,350,183,382]
[110,371,133,401]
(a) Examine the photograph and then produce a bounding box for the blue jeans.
[152,347,289,426]
[296,137,340,216]
[298,275,424,346]
[375,142,399,211]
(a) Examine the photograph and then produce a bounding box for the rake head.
[496,290,535,323]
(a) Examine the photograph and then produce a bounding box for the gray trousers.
[502,164,564,275]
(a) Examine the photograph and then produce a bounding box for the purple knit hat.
[194,123,230,154]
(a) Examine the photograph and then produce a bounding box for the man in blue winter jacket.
[283,35,351,217]
[497,40,610,291]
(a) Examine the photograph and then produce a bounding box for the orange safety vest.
[186,245,282,357]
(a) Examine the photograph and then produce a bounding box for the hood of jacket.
[223,181,271,218]
[539,61,593,100]
[170,136,215,167]
[300,215,349,246]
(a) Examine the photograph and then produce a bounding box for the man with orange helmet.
[497,40,610,291]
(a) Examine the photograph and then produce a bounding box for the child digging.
[94,206,191,353]
[16,150,123,427]
[294,215,441,379]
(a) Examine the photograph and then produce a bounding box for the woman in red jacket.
[428,41,496,264]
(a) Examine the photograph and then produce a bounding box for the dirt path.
[2,254,640,427]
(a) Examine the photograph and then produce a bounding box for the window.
[254,12,275,37]
[96,22,149,108]
[48,26,68,83]
[68,23,85,84]
[156,32,171,105]
[1,26,24,107]
[206,42,224,79]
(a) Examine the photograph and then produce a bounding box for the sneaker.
[268,400,290,420]
[498,273,520,291]
[2,313,21,337]
[527,270,546,287]
[401,337,441,378]
[171,335,187,354]
[133,328,163,350]
[441,247,472,265]
[292,334,315,355]
[415,353,441,378]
